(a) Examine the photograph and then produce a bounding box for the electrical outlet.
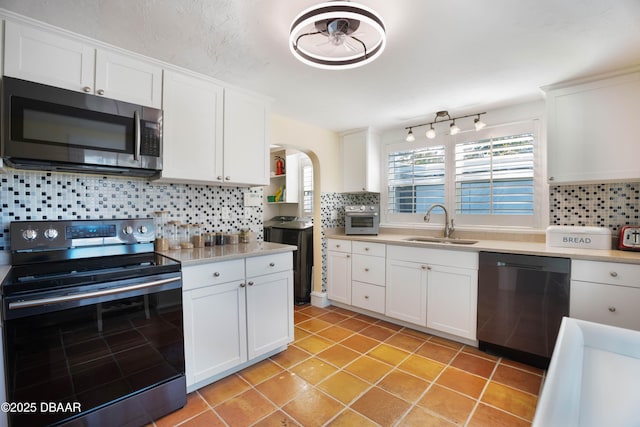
[331,210,338,220]
[221,207,230,220]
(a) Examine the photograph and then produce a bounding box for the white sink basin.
[533,317,640,427]
[404,236,478,245]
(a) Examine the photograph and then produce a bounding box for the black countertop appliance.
[264,217,313,305]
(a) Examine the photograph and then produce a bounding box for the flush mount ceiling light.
[289,1,386,70]
[405,111,487,141]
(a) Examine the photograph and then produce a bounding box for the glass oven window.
[350,216,375,228]
[4,287,183,426]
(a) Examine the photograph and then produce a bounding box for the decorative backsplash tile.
[0,170,263,251]
[550,182,640,232]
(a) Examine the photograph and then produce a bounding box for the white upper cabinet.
[4,20,162,108]
[546,71,640,184]
[94,50,162,108]
[342,128,381,193]
[223,88,270,186]
[158,69,224,184]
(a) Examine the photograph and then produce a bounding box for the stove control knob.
[123,225,134,235]
[44,228,59,240]
[138,225,148,234]
[360,206,365,210]
[22,228,38,241]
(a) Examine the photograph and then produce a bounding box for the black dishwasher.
[477,252,570,368]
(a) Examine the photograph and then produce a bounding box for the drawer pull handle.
[364,268,369,272]
[610,271,618,278]
[248,281,254,286]
[365,247,370,251]
[364,295,369,299]
[336,244,341,248]
[609,306,616,312]
[269,262,275,267]
[82,86,91,93]
[97,89,105,95]
[240,283,246,288]
[213,272,221,277]
[346,254,351,258]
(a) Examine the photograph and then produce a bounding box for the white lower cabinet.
[427,264,478,340]
[386,245,478,340]
[385,259,428,326]
[570,260,640,330]
[326,239,352,304]
[182,253,293,390]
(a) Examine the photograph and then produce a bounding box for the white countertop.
[159,241,297,266]
[327,232,640,264]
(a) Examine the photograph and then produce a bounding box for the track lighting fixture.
[404,111,487,141]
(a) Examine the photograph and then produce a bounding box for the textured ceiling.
[2,0,640,132]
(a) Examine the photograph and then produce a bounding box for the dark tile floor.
[152,304,544,426]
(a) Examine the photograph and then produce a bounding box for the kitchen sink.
[404,236,478,245]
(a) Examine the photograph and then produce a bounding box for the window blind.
[387,146,445,213]
[455,133,534,215]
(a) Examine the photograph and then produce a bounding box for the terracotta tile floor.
[152,305,545,427]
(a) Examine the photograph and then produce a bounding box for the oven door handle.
[8,276,180,310]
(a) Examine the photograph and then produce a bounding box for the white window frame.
[381,119,547,231]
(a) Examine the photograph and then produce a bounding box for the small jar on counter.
[191,223,204,248]
[204,232,216,247]
[227,233,239,245]
[167,221,182,250]
[153,211,169,251]
[240,229,253,244]
[180,224,194,249]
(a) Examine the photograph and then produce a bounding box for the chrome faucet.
[424,204,455,238]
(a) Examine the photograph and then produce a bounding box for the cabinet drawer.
[571,280,640,330]
[572,260,640,287]
[387,245,478,269]
[352,241,385,257]
[246,252,292,277]
[352,281,385,314]
[183,259,245,291]
[327,239,351,253]
[352,254,385,286]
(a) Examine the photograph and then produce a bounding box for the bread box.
[546,226,612,250]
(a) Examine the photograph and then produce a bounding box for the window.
[383,120,543,228]
[455,133,534,215]
[301,156,313,215]
[387,145,445,213]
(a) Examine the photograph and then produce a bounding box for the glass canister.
[168,221,182,250]
[180,224,194,249]
[153,211,169,251]
[204,232,216,247]
[240,229,253,244]
[191,223,204,248]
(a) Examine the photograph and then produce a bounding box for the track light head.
[406,128,415,142]
[474,115,486,131]
[449,121,460,135]
[426,125,436,139]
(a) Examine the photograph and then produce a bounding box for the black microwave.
[1,77,163,177]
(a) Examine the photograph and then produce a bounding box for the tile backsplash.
[0,170,263,251]
[550,182,640,233]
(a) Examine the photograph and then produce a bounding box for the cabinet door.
[547,72,640,183]
[427,265,478,340]
[159,70,224,183]
[570,280,640,331]
[385,259,428,326]
[246,271,294,359]
[342,129,380,192]
[183,282,247,387]
[4,20,94,93]
[94,49,162,108]
[327,251,352,304]
[223,88,269,185]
